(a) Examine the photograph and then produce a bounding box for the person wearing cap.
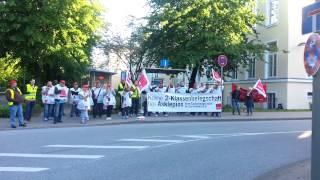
[69,82,81,118]
[91,81,105,118]
[24,79,38,122]
[53,80,69,124]
[77,84,92,124]
[5,80,26,128]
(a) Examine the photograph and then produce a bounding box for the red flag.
[212,69,222,83]
[253,79,266,98]
[138,69,150,91]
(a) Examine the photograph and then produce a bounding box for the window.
[307,92,313,98]
[268,42,277,77]
[266,0,279,26]
[248,58,256,78]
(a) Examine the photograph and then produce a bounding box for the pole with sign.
[302,2,320,179]
[217,55,228,108]
[304,33,320,180]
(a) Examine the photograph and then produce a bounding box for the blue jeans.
[232,99,240,115]
[9,104,24,126]
[25,101,35,121]
[80,110,89,123]
[247,106,253,115]
[54,101,65,123]
[44,104,54,120]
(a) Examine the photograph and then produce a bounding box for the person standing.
[69,82,81,117]
[42,81,55,121]
[189,83,198,116]
[245,88,254,116]
[91,81,104,118]
[156,82,168,117]
[131,80,141,117]
[231,86,241,115]
[54,80,69,124]
[5,80,26,128]
[77,85,91,124]
[24,79,38,122]
[117,80,126,111]
[103,83,116,120]
[121,85,132,119]
[212,83,222,117]
[167,82,176,93]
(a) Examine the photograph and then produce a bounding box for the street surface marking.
[0,153,104,159]
[119,139,184,143]
[179,135,210,139]
[44,145,150,149]
[0,167,49,172]
[298,131,312,139]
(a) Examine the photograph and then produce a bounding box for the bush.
[0,104,42,118]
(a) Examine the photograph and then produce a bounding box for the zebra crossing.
[0,134,217,173]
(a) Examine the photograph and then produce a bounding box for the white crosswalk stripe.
[0,153,104,159]
[119,139,184,143]
[0,167,49,172]
[178,135,210,139]
[44,145,150,149]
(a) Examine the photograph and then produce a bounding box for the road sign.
[217,55,228,67]
[304,33,320,76]
[160,58,169,68]
[302,1,320,35]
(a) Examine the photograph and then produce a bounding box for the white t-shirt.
[55,84,69,102]
[42,86,55,104]
[121,91,132,108]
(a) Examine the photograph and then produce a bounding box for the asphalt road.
[0,120,311,180]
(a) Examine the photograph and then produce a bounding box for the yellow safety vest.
[7,88,22,106]
[25,84,38,101]
[118,83,124,96]
[131,85,140,99]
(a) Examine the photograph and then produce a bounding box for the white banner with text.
[147,92,222,112]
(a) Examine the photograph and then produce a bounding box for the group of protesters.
[5,77,225,128]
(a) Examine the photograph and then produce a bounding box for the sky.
[99,0,149,38]
[92,0,149,70]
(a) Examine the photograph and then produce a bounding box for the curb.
[0,117,311,131]
[254,159,310,180]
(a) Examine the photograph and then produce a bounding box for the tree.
[0,0,103,84]
[101,17,150,80]
[143,0,270,87]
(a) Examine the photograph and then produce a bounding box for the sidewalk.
[0,110,311,130]
[255,159,310,180]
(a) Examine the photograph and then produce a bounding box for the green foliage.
[0,55,22,89]
[0,0,104,83]
[143,0,268,73]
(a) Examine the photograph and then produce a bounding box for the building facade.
[223,0,314,110]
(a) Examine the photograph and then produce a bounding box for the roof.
[89,68,117,75]
[142,68,186,74]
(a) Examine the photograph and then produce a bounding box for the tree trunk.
[189,66,199,89]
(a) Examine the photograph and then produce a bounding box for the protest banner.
[147,92,222,112]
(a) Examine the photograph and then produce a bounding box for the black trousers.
[131,98,140,115]
[106,105,113,118]
[93,101,103,118]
